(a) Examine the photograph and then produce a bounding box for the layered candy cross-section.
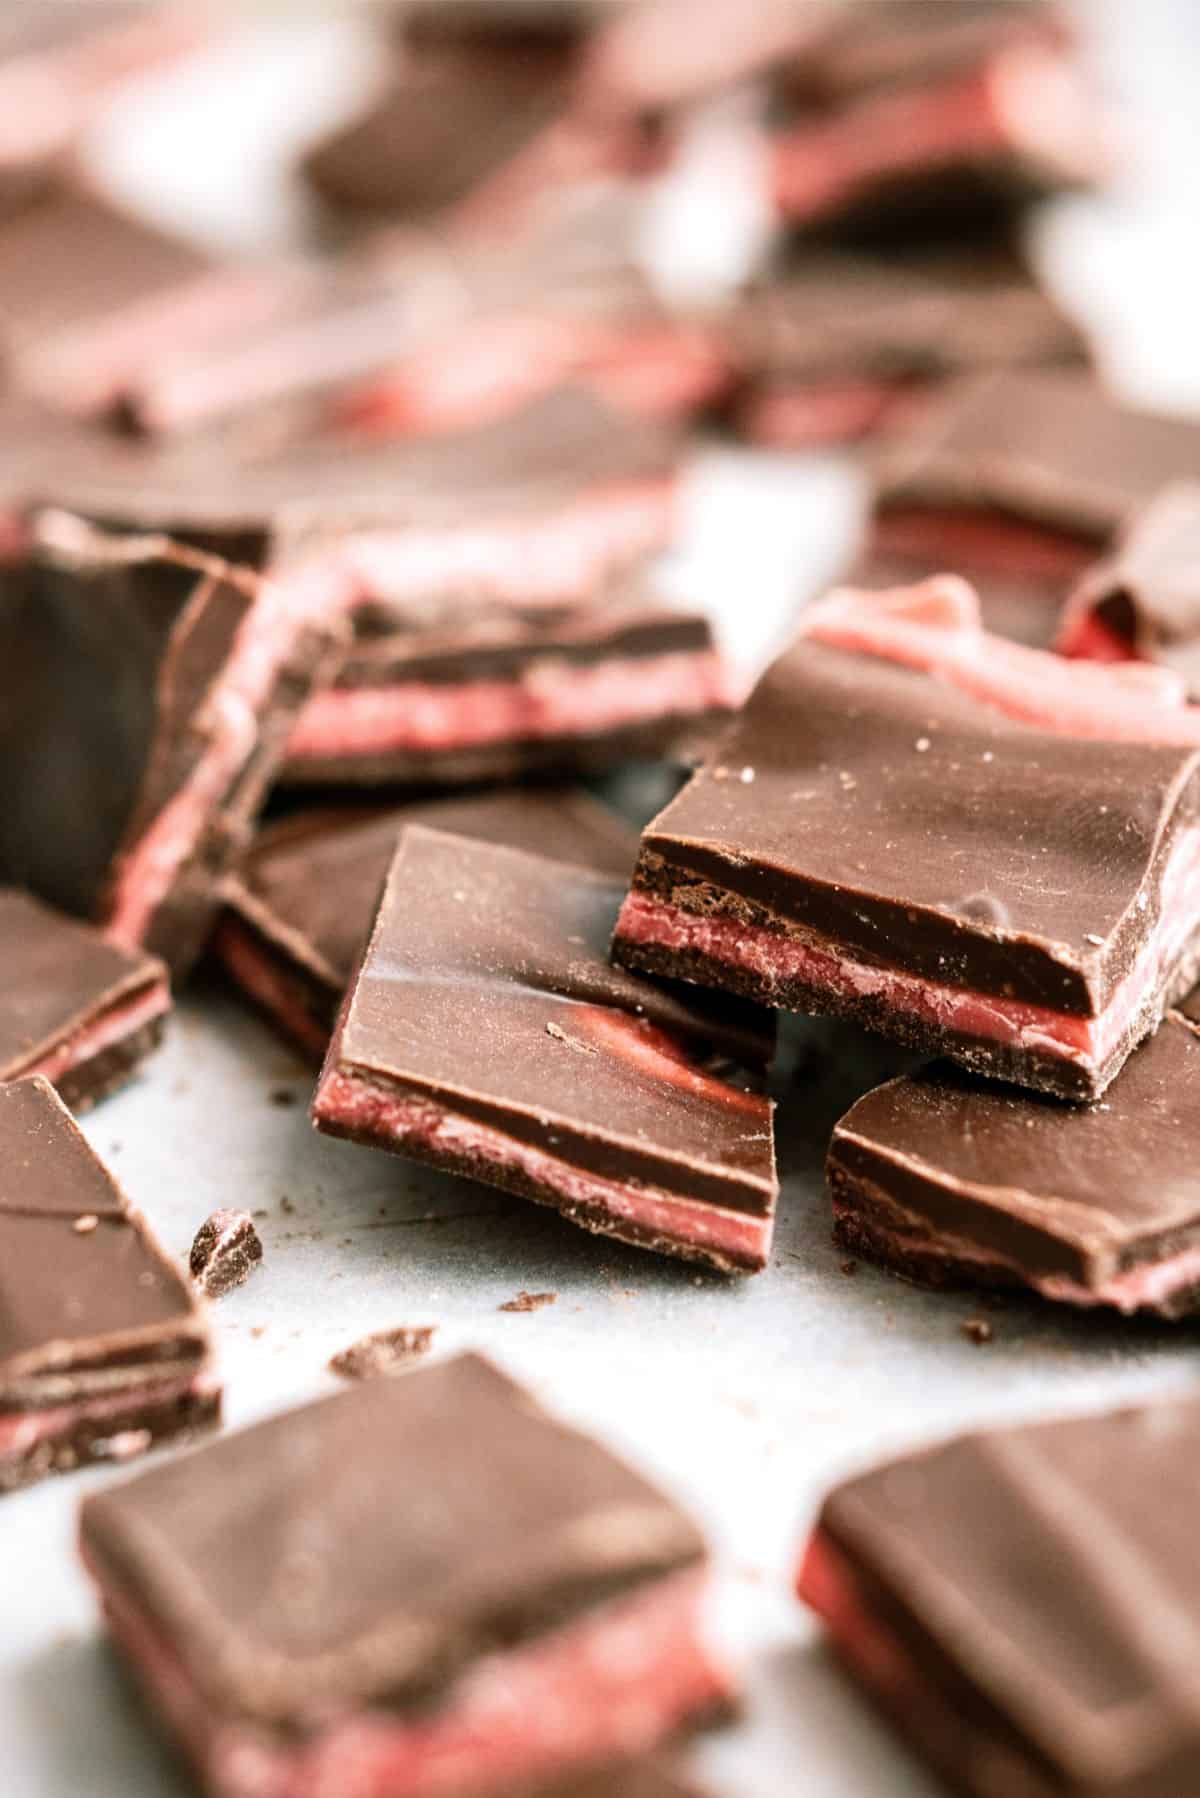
[0,1077,218,1494]
[312,827,778,1272]
[80,1352,734,1798]
[613,580,1200,1099]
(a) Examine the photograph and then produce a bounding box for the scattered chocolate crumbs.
[500,1290,557,1313]
[189,1210,263,1299]
[960,1318,994,1346]
[250,1325,266,1338]
[269,1087,297,1108]
[839,1258,859,1276]
[279,1196,295,1215]
[328,1325,437,1381]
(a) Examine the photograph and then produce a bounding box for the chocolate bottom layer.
[0,1376,220,1496]
[55,1013,168,1113]
[828,1163,1200,1320]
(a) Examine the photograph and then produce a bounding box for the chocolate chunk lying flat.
[798,1392,1200,1798]
[1058,484,1200,698]
[189,1210,263,1300]
[328,1326,437,1380]
[80,1352,733,1798]
[313,828,777,1272]
[0,512,347,975]
[216,786,637,1058]
[0,1077,218,1493]
[729,251,1084,451]
[613,580,1200,1100]
[0,889,168,1109]
[829,1006,1200,1317]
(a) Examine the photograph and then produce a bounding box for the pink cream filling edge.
[20,980,171,1089]
[211,917,330,1061]
[88,1559,733,1798]
[615,820,1200,1073]
[286,648,735,760]
[0,1370,218,1462]
[312,1068,773,1271]
[104,563,351,953]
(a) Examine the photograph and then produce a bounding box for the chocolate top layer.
[0,1077,205,1397]
[831,1013,1200,1284]
[814,1392,1200,1790]
[636,633,1200,1014]
[1067,483,1200,691]
[0,889,165,1079]
[231,787,635,994]
[0,519,263,926]
[332,827,775,1210]
[80,1351,706,1725]
[877,371,1200,540]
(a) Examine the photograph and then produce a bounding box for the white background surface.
[6,6,1200,1796]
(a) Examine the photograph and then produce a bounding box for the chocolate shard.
[0,511,348,975]
[312,827,777,1273]
[328,1326,437,1380]
[0,1076,218,1494]
[189,1210,263,1300]
[215,786,638,1060]
[799,1391,1200,1797]
[612,580,1200,1100]
[0,888,169,1109]
[80,1352,732,1795]
[1058,483,1200,699]
[829,1006,1200,1317]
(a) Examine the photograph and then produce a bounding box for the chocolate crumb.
[329,1325,437,1381]
[72,1214,99,1235]
[500,1290,557,1313]
[960,1317,993,1346]
[269,1087,297,1108]
[189,1210,263,1299]
[250,1325,266,1339]
[839,1258,858,1276]
[279,1196,295,1215]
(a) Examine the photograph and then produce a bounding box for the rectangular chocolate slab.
[876,370,1200,543]
[799,1392,1200,1797]
[1058,483,1200,698]
[313,827,777,1272]
[0,512,347,974]
[80,1352,731,1798]
[612,580,1200,1099]
[0,889,169,1109]
[829,1008,1200,1316]
[215,786,637,1056]
[0,1076,216,1492]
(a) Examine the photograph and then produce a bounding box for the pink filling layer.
[617,813,1200,1073]
[313,1067,772,1271]
[802,579,1200,740]
[1056,605,1139,666]
[872,509,1096,581]
[22,979,170,1089]
[321,477,677,612]
[798,1532,929,1715]
[739,378,926,449]
[104,559,353,953]
[94,1561,731,1798]
[211,918,330,1060]
[286,648,733,761]
[0,1372,214,1463]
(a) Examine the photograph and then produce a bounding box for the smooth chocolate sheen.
[799,1392,1200,1796]
[313,828,777,1272]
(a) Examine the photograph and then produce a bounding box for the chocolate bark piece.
[0,512,348,976]
[828,1011,1200,1317]
[0,1076,217,1493]
[876,370,1200,545]
[0,888,169,1109]
[611,580,1200,1101]
[215,786,637,1058]
[312,828,777,1273]
[281,587,733,789]
[80,1352,732,1798]
[728,251,1085,450]
[328,1325,437,1380]
[188,1210,263,1300]
[1058,484,1200,698]
[798,1392,1200,1798]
